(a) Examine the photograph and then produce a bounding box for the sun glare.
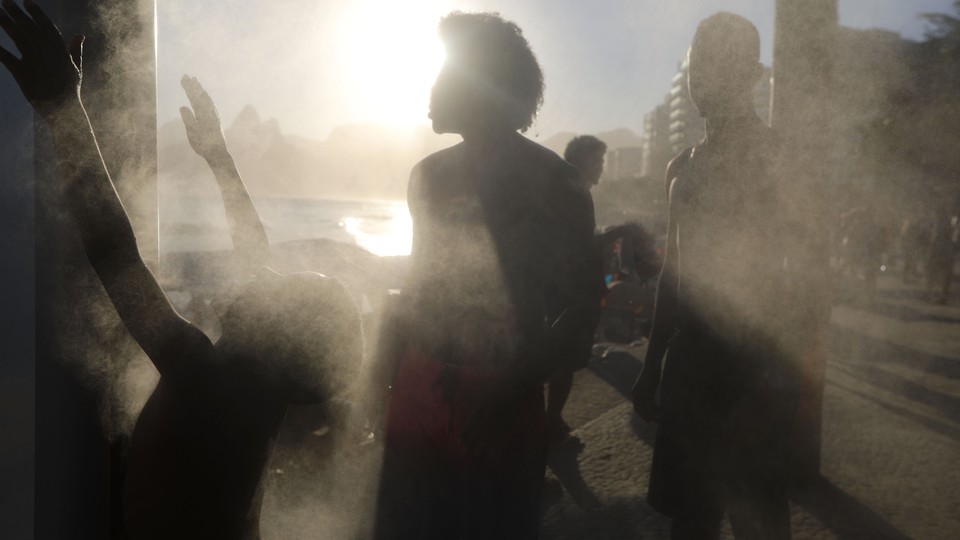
[342,202,413,256]
[335,1,447,127]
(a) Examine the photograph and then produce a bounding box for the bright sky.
[156,0,957,141]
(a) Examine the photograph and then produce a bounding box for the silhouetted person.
[372,12,602,540]
[0,6,361,539]
[544,135,608,444]
[836,205,887,304]
[631,13,800,540]
[900,212,930,284]
[926,206,957,304]
[565,135,607,189]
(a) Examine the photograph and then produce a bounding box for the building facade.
[640,57,772,177]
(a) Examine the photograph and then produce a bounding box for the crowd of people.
[2,1,952,539]
[833,201,958,305]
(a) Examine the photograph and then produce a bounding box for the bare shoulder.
[511,135,580,193]
[522,135,578,175]
[409,143,464,203]
[665,147,695,200]
[412,143,462,180]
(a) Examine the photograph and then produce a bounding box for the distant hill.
[158,106,641,200]
[158,105,459,201]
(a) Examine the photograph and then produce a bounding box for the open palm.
[179,75,229,160]
[0,0,82,112]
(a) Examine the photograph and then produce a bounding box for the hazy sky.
[156,0,957,141]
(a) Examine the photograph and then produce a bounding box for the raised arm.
[179,75,270,271]
[0,0,212,378]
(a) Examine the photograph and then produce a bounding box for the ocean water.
[159,196,412,257]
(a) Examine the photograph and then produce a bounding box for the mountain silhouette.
[159,106,639,200]
[159,105,460,200]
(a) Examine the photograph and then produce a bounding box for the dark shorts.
[647,325,797,519]
[374,348,547,540]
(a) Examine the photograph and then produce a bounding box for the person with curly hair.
[372,11,603,539]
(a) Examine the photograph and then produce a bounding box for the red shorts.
[375,347,547,539]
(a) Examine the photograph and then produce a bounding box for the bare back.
[402,134,595,367]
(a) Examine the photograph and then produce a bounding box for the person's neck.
[460,125,515,146]
[703,106,757,146]
[459,126,517,166]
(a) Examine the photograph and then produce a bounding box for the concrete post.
[771,0,838,483]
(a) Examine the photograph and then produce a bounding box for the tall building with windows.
[667,57,704,156]
[606,147,646,181]
[664,57,772,157]
[640,101,671,179]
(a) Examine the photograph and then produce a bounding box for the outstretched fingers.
[179,105,198,133]
[181,75,220,124]
[3,1,40,49]
[23,0,62,45]
[0,43,18,73]
[0,8,31,58]
[0,1,79,108]
[67,33,83,74]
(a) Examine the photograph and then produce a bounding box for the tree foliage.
[867,2,960,208]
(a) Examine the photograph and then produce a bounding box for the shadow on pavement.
[790,475,911,540]
[831,327,960,421]
[867,300,960,325]
[547,438,601,510]
[588,349,659,447]
[831,325,960,381]
[829,378,960,444]
[869,281,960,309]
[589,350,643,399]
[540,497,671,540]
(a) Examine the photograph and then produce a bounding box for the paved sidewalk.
[541,275,960,539]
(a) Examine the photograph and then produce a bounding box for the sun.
[334,0,448,127]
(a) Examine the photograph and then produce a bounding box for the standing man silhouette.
[544,135,607,445]
[373,12,603,540]
[632,13,800,540]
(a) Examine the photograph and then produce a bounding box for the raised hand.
[179,75,229,161]
[179,74,270,269]
[0,0,82,112]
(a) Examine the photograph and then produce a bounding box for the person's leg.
[727,486,791,540]
[670,508,724,540]
[375,439,456,540]
[725,416,793,540]
[545,368,574,443]
[373,349,457,540]
[458,383,548,540]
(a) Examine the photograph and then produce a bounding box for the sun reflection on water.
[341,201,412,257]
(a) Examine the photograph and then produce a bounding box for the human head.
[218,269,362,402]
[687,12,763,118]
[430,11,544,135]
[564,135,607,188]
